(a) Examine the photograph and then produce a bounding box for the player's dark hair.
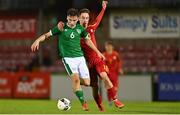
[79,8,90,15]
[67,8,79,16]
[105,41,113,46]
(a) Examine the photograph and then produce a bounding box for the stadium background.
[0,0,180,113]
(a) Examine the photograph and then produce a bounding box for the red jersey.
[81,8,106,62]
[103,51,122,74]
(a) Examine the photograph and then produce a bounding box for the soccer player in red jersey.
[103,41,124,105]
[79,1,124,110]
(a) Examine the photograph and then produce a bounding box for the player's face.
[67,16,78,28]
[79,13,90,28]
[105,44,113,52]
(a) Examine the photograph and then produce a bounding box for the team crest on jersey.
[76,29,81,34]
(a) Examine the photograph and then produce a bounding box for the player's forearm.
[35,32,51,43]
[96,7,105,23]
[92,2,106,28]
[85,39,101,54]
[31,32,51,52]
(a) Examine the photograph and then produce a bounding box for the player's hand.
[58,21,64,31]
[31,40,40,52]
[102,0,108,9]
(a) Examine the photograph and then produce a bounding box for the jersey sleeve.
[80,27,89,40]
[50,26,62,36]
[90,6,106,30]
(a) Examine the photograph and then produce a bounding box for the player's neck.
[67,23,76,29]
[84,24,88,28]
[107,50,113,54]
[81,24,87,29]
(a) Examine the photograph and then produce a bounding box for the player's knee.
[84,80,90,86]
[72,75,80,84]
[76,79,80,83]
[73,79,80,85]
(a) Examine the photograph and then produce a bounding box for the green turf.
[0,99,180,114]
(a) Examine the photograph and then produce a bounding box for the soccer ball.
[57,98,71,111]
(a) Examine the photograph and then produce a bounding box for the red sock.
[98,94,102,104]
[107,87,116,100]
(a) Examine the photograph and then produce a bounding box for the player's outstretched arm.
[31,32,51,52]
[92,0,108,29]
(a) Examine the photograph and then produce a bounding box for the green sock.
[75,90,85,104]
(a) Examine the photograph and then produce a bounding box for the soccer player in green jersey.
[31,8,105,111]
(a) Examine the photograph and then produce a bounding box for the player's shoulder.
[76,23,83,28]
[87,24,95,30]
[86,25,95,33]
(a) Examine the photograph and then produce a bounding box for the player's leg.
[113,75,124,107]
[107,73,118,106]
[71,73,84,103]
[80,78,90,86]
[92,86,104,111]
[112,75,119,98]
[100,71,124,108]
[106,75,112,105]
[99,71,115,98]
[79,57,90,86]
[96,61,124,108]
[78,57,91,110]
[95,61,115,98]
[62,57,88,111]
[89,68,104,111]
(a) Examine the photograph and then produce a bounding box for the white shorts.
[62,56,90,79]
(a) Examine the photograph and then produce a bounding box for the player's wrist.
[36,39,41,43]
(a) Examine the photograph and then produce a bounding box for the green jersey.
[50,23,89,58]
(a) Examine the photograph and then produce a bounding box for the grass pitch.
[0,99,180,114]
